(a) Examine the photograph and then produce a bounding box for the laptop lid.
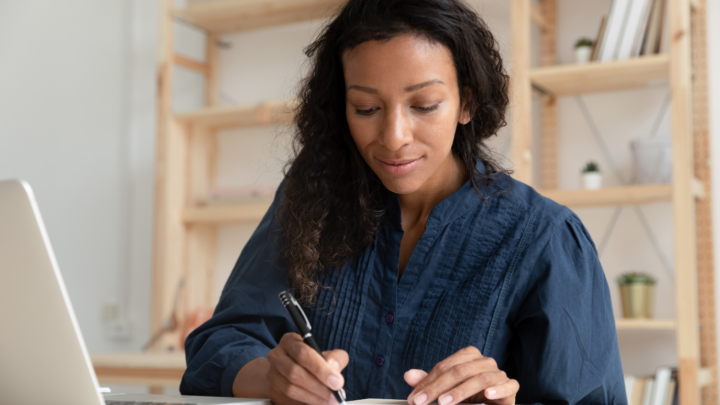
[0,179,105,405]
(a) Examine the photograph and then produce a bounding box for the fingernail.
[330,360,340,370]
[487,389,497,398]
[328,374,341,390]
[439,395,453,405]
[414,393,428,405]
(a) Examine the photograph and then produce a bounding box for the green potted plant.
[617,272,657,319]
[581,161,602,190]
[574,37,593,64]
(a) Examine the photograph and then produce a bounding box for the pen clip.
[289,293,312,332]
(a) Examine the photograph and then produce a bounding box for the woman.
[180,0,626,404]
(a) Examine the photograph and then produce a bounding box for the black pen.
[279,290,347,405]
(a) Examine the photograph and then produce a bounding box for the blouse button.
[385,313,394,324]
[375,355,385,367]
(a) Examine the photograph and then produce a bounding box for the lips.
[376,157,421,175]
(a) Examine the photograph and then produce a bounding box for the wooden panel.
[183,125,219,326]
[530,3,549,30]
[174,53,209,76]
[530,54,669,96]
[92,353,185,386]
[174,0,345,34]
[538,185,672,208]
[615,319,676,330]
[151,0,189,350]
[182,203,272,224]
[669,0,701,402]
[205,34,219,107]
[539,0,557,190]
[510,0,533,185]
[175,100,296,130]
[691,0,719,402]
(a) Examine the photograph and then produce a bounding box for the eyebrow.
[346,79,445,94]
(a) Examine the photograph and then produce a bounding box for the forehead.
[341,34,457,90]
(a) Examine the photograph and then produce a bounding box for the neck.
[397,155,468,227]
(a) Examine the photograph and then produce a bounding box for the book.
[600,0,633,61]
[641,0,666,55]
[631,378,647,405]
[625,375,636,402]
[649,367,672,405]
[591,15,608,61]
[663,378,676,405]
[641,378,654,405]
[617,0,652,60]
[630,0,655,57]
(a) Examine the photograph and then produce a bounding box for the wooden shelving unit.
[174,0,345,34]
[91,0,341,392]
[174,99,296,130]
[530,53,669,96]
[182,202,272,224]
[511,0,717,403]
[615,319,676,330]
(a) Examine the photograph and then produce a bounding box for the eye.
[413,104,440,113]
[354,107,379,116]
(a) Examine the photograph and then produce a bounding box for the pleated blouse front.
[180,160,627,405]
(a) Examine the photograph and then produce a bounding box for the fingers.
[323,349,349,371]
[484,378,520,403]
[410,357,499,405]
[404,369,428,387]
[282,334,345,391]
[268,365,336,405]
[408,346,482,400]
[272,345,338,402]
[440,371,519,405]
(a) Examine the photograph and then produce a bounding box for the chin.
[380,177,423,195]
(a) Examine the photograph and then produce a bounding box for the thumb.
[404,369,428,387]
[323,349,349,371]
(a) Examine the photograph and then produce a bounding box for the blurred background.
[1,0,719,400]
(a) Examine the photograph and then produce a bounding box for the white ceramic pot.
[575,46,592,64]
[583,172,602,190]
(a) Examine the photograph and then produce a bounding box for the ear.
[459,87,473,125]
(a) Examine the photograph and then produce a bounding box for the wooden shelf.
[530,54,669,96]
[174,100,296,130]
[615,318,676,330]
[174,0,345,34]
[182,202,272,224]
[538,184,672,208]
[91,352,186,386]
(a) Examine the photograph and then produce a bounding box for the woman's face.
[342,34,471,196]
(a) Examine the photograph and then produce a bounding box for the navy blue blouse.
[180,160,627,405]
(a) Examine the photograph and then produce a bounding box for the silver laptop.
[0,179,271,405]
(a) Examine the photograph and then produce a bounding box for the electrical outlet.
[105,319,133,340]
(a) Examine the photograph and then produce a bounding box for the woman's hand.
[266,333,349,405]
[405,346,518,405]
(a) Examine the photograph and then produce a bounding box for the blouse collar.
[385,158,504,231]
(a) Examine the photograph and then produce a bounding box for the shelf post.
[538,0,557,190]
[690,0,719,402]
[511,0,533,185]
[151,0,191,354]
[669,0,701,402]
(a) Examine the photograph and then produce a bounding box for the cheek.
[413,109,458,150]
[346,115,376,152]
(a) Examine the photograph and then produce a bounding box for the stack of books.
[624,367,678,405]
[590,0,669,62]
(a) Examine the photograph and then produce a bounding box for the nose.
[379,105,413,152]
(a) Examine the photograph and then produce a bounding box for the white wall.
[0,0,156,354]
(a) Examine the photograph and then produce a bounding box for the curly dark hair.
[278,0,510,305]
